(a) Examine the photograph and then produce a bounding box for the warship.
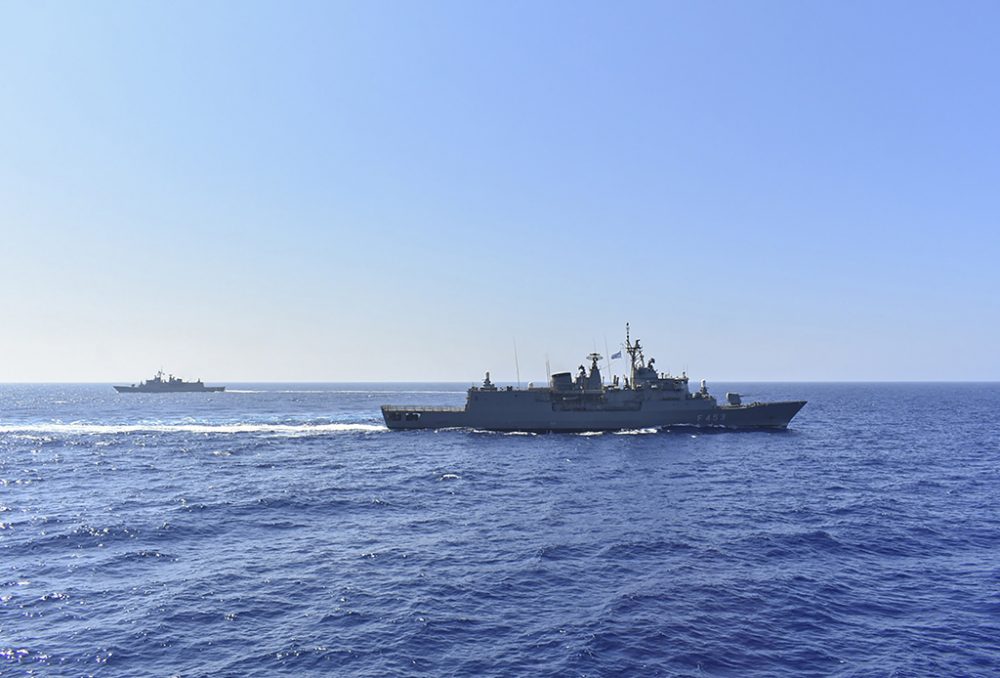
[113,371,225,393]
[382,325,805,432]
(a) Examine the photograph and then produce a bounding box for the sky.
[1,1,998,382]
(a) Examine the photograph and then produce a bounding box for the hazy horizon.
[3,2,997,382]
[4,379,999,385]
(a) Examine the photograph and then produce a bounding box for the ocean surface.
[1,382,998,677]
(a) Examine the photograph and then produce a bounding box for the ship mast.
[624,322,647,387]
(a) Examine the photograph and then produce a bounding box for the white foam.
[0,423,387,436]
[227,389,466,395]
[224,389,332,394]
[469,429,537,436]
[613,427,660,435]
[327,390,466,395]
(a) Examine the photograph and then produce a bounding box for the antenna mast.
[513,339,521,388]
[603,336,612,386]
[624,322,644,387]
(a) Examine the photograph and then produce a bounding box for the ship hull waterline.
[113,386,226,393]
[382,400,806,432]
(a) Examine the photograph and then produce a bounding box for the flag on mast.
[610,350,622,360]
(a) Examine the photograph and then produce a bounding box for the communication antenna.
[624,322,642,385]
[513,339,521,388]
[603,336,612,385]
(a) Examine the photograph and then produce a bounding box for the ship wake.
[0,423,388,436]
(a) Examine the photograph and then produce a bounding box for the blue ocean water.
[1,382,998,676]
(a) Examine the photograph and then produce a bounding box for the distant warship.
[382,325,806,432]
[114,371,225,393]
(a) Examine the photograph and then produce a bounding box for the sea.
[1,382,998,677]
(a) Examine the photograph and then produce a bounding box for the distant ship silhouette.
[114,371,225,393]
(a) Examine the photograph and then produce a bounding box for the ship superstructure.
[382,325,805,432]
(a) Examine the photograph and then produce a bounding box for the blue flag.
[610,351,622,360]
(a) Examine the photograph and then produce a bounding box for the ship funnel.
[550,372,573,392]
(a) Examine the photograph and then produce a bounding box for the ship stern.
[381,405,468,430]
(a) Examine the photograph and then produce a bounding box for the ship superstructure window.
[405,412,420,421]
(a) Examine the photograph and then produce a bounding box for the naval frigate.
[114,371,225,393]
[382,325,805,432]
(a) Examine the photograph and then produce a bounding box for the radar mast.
[624,323,645,387]
[587,352,602,371]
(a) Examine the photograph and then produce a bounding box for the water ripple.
[1,383,998,675]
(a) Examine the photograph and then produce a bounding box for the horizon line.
[1,380,998,385]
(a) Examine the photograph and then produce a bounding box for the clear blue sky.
[2,1,997,381]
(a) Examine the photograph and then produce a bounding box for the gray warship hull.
[114,371,225,393]
[383,392,804,432]
[382,326,806,433]
[114,384,225,393]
